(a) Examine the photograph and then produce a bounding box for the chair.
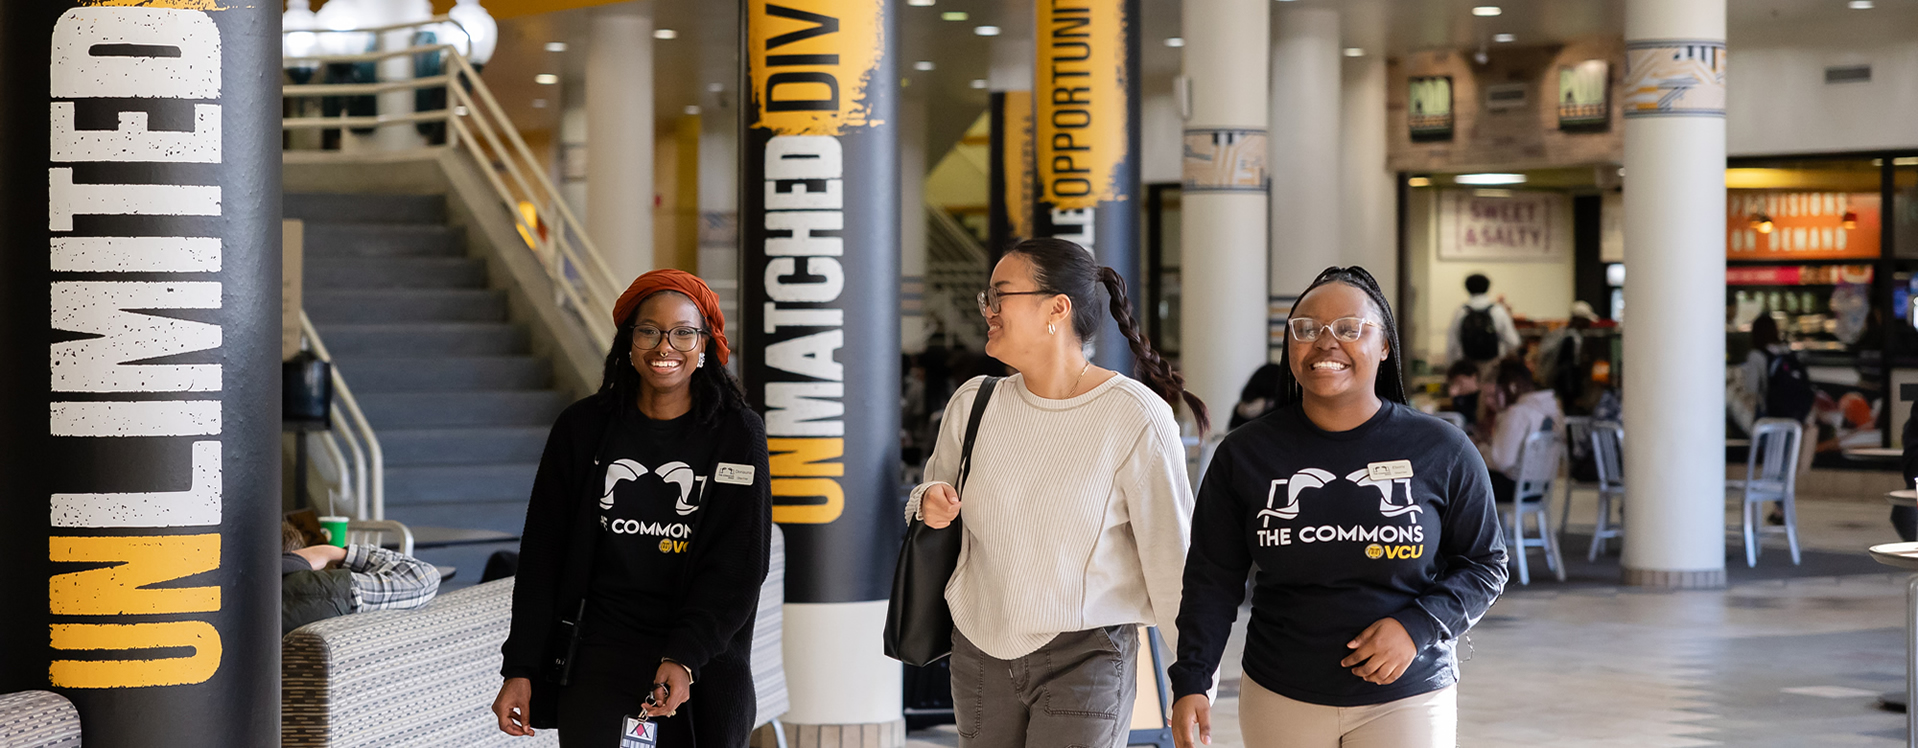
[1728,417,1804,567]
[345,519,413,555]
[752,526,790,748]
[1557,416,1597,537]
[1500,429,1566,584]
[0,690,80,748]
[1586,421,1625,561]
[1435,411,1469,431]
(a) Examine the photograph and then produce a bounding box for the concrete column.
[587,1,655,284]
[1268,6,1342,296]
[1340,4,1396,301]
[371,0,431,151]
[1179,0,1270,427]
[0,4,282,745]
[1620,0,1728,588]
[900,84,930,355]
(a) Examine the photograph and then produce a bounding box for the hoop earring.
[1048,323,1057,335]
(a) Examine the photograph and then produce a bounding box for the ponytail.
[1098,267,1212,435]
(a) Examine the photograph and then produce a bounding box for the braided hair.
[1272,266,1408,409]
[599,292,750,427]
[1004,237,1211,434]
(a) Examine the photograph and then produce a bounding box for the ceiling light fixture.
[914,60,935,71]
[1850,0,1875,8]
[1472,6,1503,17]
[974,25,1001,36]
[1165,37,1185,48]
[531,98,548,109]
[1407,176,1432,187]
[545,42,568,52]
[1842,209,1859,230]
[1454,172,1526,185]
[941,10,968,21]
[653,28,677,40]
[1494,33,1516,43]
[1343,47,1364,57]
[534,73,559,85]
[1750,213,1775,234]
[970,79,988,89]
[685,105,701,116]
[908,0,936,5]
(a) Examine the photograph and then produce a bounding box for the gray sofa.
[0,691,81,748]
[284,526,789,747]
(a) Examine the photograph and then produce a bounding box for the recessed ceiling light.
[1472,6,1502,16]
[975,25,1001,36]
[970,78,988,89]
[941,10,968,21]
[708,83,725,93]
[1343,47,1364,57]
[914,60,935,71]
[1850,0,1874,8]
[531,98,548,109]
[1493,33,1516,43]
[653,29,677,40]
[1455,172,1527,185]
[534,73,559,85]
[908,0,935,5]
[544,42,568,52]
[1165,37,1185,48]
[684,105,701,115]
[1407,176,1432,187]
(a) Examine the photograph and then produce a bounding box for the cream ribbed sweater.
[906,373,1194,660]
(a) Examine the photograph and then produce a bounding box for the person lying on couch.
[281,521,442,635]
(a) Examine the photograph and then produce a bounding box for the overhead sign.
[1726,191,1880,261]
[1437,189,1569,262]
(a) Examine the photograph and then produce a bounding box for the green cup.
[319,516,349,548]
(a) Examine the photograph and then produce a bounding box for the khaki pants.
[1239,678,1456,748]
[951,626,1138,748]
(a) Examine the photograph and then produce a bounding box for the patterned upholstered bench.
[0,691,81,748]
[284,526,789,747]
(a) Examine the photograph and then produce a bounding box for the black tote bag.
[884,376,1000,666]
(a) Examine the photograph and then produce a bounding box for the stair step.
[358,390,569,429]
[377,427,551,466]
[302,223,465,258]
[306,289,507,324]
[386,502,530,539]
[306,257,487,290]
[285,193,446,225]
[384,462,539,504]
[317,323,527,356]
[330,355,550,392]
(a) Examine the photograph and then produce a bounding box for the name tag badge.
[715,462,756,486]
[621,715,660,748]
[1366,460,1415,482]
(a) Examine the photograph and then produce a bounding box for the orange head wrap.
[612,269,731,366]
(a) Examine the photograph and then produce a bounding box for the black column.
[0,3,281,747]
[1035,0,1142,372]
[988,90,1035,261]
[740,0,901,606]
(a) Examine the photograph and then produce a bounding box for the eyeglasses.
[1288,316,1381,343]
[633,326,708,352]
[977,287,1056,316]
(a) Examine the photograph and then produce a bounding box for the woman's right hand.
[921,483,961,529]
[1170,694,1211,748]
[492,677,535,736]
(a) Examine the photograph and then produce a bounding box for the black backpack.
[1459,306,1502,362]
[1764,350,1815,423]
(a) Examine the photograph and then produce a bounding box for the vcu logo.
[1365,543,1424,560]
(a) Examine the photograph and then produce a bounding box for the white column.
[900,85,930,355]
[1620,0,1727,588]
[1340,6,1395,301]
[1269,6,1342,297]
[1180,0,1271,428]
[988,0,1034,91]
[697,87,739,334]
[371,0,431,151]
[588,1,655,285]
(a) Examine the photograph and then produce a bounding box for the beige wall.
[1388,36,1626,174]
[1405,188,1576,367]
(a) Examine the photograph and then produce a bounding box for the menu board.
[1436,189,1569,262]
[1726,191,1880,261]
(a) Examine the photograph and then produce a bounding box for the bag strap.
[955,377,1002,493]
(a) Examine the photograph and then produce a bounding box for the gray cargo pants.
[951,625,1139,748]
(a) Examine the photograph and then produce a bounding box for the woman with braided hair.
[907,237,1204,748]
[1168,266,1507,748]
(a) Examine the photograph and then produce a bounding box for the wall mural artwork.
[1408,76,1454,142]
[1558,59,1609,130]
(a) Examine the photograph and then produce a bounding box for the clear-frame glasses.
[1288,316,1380,343]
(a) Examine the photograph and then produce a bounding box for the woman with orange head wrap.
[493,270,771,748]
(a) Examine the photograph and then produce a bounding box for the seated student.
[1230,363,1287,430]
[1442,359,1482,429]
[1480,358,1563,504]
[281,521,442,635]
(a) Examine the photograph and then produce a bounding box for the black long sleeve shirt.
[1169,401,1508,707]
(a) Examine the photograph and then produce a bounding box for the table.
[1890,490,1918,509]
[1869,541,1918,747]
[1847,447,1906,462]
[411,526,518,550]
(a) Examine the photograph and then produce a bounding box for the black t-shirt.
[1170,401,1508,707]
[585,406,719,644]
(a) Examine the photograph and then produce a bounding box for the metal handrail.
[300,310,386,520]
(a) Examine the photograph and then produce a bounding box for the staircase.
[287,192,570,580]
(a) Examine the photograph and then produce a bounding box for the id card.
[621,716,659,748]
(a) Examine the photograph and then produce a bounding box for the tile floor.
[906,485,1917,747]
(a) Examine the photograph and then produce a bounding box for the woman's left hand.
[1340,617,1416,685]
[644,661,692,717]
